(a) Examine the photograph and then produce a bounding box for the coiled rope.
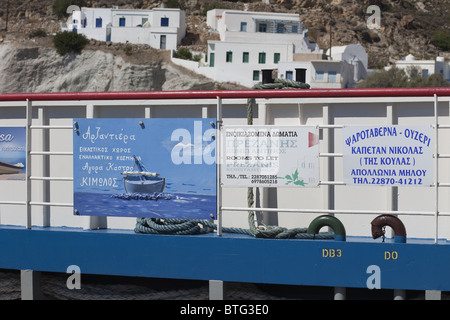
[252,78,310,90]
[134,79,334,240]
[135,217,253,236]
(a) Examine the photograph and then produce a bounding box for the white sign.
[222,126,319,187]
[343,125,434,186]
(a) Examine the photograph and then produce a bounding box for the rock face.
[0,39,220,93]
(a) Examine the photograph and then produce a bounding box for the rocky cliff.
[0,35,243,93]
[0,0,449,92]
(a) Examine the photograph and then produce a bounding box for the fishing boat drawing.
[0,161,24,175]
[121,155,165,194]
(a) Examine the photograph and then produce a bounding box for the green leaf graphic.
[281,168,307,186]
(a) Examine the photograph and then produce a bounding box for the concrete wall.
[0,93,449,241]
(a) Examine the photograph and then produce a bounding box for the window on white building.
[258,52,266,64]
[276,23,285,33]
[160,35,166,49]
[226,51,233,63]
[258,24,267,32]
[328,71,337,82]
[286,71,293,80]
[119,17,126,27]
[243,52,249,63]
[96,18,102,28]
[240,22,247,32]
[315,70,324,81]
[422,69,429,78]
[253,71,260,81]
[292,25,298,33]
[274,53,280,64]
[161,17,169,27]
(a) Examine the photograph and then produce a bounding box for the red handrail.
[0,87,449,101]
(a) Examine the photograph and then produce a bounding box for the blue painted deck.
[1,225,450,291]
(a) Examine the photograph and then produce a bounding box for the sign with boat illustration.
[222,125,320,187]
[73,118,216,219]
[0,127,26,180]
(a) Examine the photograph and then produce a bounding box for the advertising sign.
[0,127,26,181]
[222,125,320,187]
[73,118,217,219]
[343,125,434,186]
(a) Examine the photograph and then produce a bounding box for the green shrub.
[358,66,449,88]
[29,29,47,38]
[124,44,133,56]
[432,31,450,52]
[357,66,408,88]
[193,53,202,62]
[175,47,192,60]
[166,0,180,8]
[53,31,88,56]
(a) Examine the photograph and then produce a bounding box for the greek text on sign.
[222,126,319,187]
[343,125,434,186]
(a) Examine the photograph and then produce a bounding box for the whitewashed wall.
[0,95,449,240]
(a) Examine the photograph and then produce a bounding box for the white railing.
[0,88,449,242]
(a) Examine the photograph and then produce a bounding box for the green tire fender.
[307,215,346,241]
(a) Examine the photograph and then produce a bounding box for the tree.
[423,73,450,87]
[357,66,408,88]
[53,31,88,56]
[357,66,449,88]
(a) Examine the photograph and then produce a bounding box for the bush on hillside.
[174,47,192,60]
[53,31,88,56]
[29,29,47,38]
[432,31,450,52]
[358,66,449,88]
[357,66,408,88]
[166,0,180,8]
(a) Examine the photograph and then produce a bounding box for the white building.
[276,44,368,89]
[204,9,323,87]
[63,7,186,51]
[278,59,356,89]
[172,9,368,89]
[391,54,450,81]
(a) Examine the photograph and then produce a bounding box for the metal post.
[38,106,50,227]
[323,103,343,297]
[21,270,42,300]
[387,103,398,239]
[216,97,223,236]
[209,280,226,300]
[83,104,107,230]
[434,94,439,243]
[258,100,277,226]
[425,290,441,300]
[25,100,32,229]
